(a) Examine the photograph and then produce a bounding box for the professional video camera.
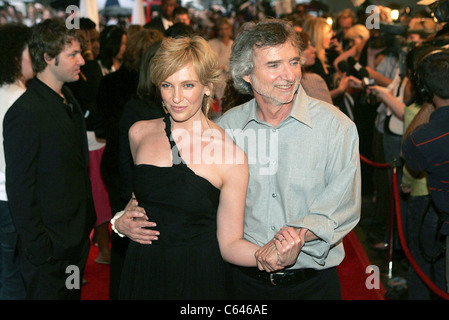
[368,22,406,50]
[366,20,417,81]
[425,0,449,36]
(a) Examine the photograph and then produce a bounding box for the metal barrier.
[360,155,449,300]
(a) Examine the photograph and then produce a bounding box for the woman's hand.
[347,75,363,89]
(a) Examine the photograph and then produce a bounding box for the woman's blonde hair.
[345,24,370,43]
[302,17,330,66]
[150,36,221,116]
[123,28,164,72]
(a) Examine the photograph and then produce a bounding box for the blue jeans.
[406,196,446,299]
[0,200,26,299]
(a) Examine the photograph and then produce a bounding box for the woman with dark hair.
[0,23,33,300]
[97,25,127,75]
[119,41,166,189]
[98,29,164,216]
[97,29,164,299]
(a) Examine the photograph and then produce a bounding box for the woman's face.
[322,25,334,49]
[302,41,316,67]
[160,63,211,123]
[21,46,34,81]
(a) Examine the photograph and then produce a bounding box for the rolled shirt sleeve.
[287,122,361,266]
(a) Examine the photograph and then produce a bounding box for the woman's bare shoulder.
[129,118,165,137]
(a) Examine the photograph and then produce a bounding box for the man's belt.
[237,267,321,286]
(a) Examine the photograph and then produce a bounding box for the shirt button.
[272,128,277,132]
[272,192,277,198]
[271,226,276,230]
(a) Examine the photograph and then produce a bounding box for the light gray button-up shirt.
[216,86,361,270]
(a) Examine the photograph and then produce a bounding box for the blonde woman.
[302,17,334,78]
[116,36,293,299]
[303,17,350,100]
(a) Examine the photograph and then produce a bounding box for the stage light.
[326,17,333,26]
[391,9,399,21]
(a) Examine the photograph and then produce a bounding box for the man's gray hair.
[230,18,302,95]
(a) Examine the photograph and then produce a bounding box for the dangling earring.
[161,100,168,113]
[203,95,211,118]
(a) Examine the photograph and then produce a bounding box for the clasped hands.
[255,227,306,272]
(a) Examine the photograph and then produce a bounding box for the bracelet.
[110,210,126,237]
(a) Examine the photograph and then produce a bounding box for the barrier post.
[360,154,449,299]
[386,164,396,279]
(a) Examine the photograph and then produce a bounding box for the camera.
[362,77,375,88]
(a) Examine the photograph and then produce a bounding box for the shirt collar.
[30,77,65,104]
[242,85,313,129]
[162,16,173,30]
[30,77,77,111]
[430,105,449,120]
[290,85,312,128]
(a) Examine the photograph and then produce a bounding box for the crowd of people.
[0,0,448,301]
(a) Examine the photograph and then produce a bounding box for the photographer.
[365,20,406,251]
[334,17,404,249]
[402,47,449,295]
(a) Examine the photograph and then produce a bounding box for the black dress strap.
[163,114,186,166]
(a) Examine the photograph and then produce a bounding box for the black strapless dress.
[118,115,228,299]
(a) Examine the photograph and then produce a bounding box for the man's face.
[174,13,190,25]
[161,0,177,19]
[244,42,302,107]
[407,33,423,45]
[338,17,353,35]
[87,28,100,58]
[219,23,232,39]
[49,40,85,84]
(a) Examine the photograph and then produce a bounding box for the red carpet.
[337,231,386,300]
[81,243,110,300]
[81,231,385,300]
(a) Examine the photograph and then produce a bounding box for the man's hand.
[115,197,159,244]
[273,227,304,267]
[255,227,304,272]
[255,240,283,272]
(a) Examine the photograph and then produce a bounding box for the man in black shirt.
[3,18,96,300]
